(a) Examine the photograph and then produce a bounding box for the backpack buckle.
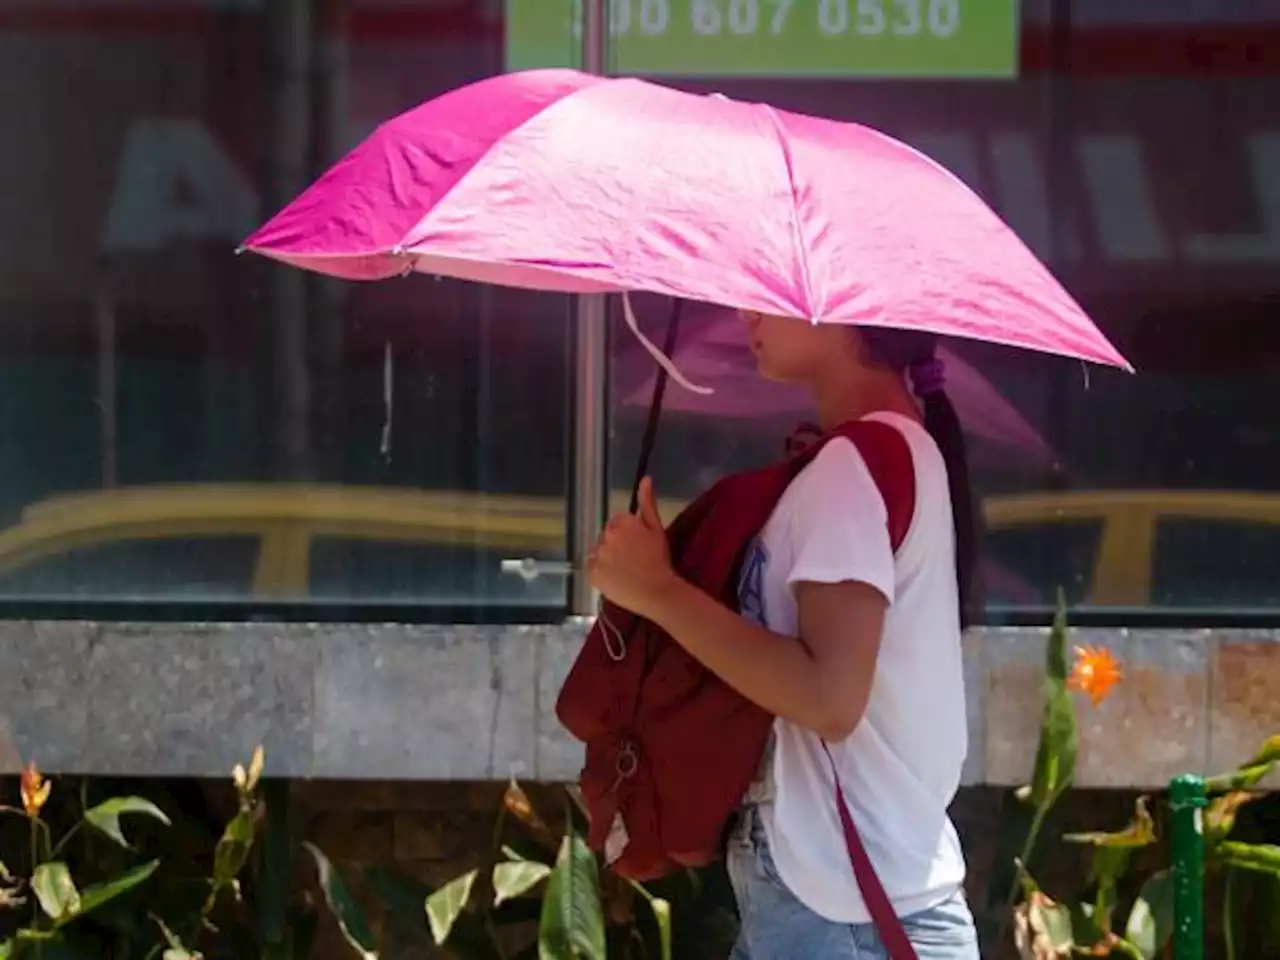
[609,740,640,795]
[616,741,639,780]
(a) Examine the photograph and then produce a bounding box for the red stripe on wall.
[0,8,1278,76]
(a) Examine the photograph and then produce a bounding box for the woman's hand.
[587,476,676,618]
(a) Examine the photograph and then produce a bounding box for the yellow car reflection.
[0,485,685,600]
[0,485,1273,605]
[982,490,1280,607]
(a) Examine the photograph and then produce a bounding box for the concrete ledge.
[2,621,1277,788]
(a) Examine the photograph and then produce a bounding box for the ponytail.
[918,386,981,630]
[859,329,982,631]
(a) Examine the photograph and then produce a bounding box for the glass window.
[1040,0,1280,613]
[0,537,260,600]
[607,0,1280,621]
[982,520,1105,609]
[309,537,566,607]
[1153,518,1280,610]
[0,1,577,617]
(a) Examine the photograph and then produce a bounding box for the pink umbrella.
[617,308,1059,470]
[241,68,1131,372]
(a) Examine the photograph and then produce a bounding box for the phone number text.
[571,0,965,40]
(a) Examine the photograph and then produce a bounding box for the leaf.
[1245,734,1280,767]
[1019,592,1078,810]
[1126,873,1174,960]
[211,808,256,897]
[494,861,552,907]
[83,797,171,848]
[74,860,159,922]
[1214,842,1280,877]
[0,860,22,912]
[1013,891,1074,959]
[303,843,378,959]
[1064,796,1156,849]
[1205,735,1280,793]
[1204,791,1257,847]
[504,781,557,850]
[32,863,80,922]
[425,869,478,945]
[0,939,12,959]
[366,867,503,960]
[626,880,672,960]
[538,827,606,960]
[246,746,265,793]
[20,763,51,819]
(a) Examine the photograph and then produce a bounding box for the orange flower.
[20,761,51,818]
[1068,645,1123,707]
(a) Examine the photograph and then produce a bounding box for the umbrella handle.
[627,297,686,515]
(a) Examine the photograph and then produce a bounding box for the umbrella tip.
[233,244,247,256]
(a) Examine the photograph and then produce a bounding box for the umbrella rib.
[762,104,817,322]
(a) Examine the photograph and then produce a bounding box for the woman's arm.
[646,574,887,742]
[589,453,895,741]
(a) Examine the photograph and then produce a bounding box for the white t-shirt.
[737,411,968,924]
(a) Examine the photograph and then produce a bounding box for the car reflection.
[0,485,1273,609]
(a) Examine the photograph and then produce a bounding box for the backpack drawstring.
[621,292,713,397]
[599,293,715,662]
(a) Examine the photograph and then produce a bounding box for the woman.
[587,311,980,959]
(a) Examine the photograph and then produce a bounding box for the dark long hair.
[859,328,981,630]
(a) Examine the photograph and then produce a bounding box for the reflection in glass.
[610,1,1280,616]
[0,1,574,613]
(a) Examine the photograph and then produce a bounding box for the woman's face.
[740,310,855,385]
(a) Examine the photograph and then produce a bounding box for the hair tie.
[909,356,946,398]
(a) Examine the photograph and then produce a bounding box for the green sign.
[506,0,1019,79]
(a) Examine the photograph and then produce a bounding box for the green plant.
[0,749,342,960]
[311,780,737,960]
[1003,593,1280,959]
[420,781,674,960]
[0,760,170,957]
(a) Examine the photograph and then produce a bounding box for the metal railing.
[1169,774,1207,960]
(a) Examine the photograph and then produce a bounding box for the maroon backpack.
[555,418,921,960]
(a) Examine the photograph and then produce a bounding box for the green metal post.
[1169,774,1207,960]
[258,779,292,958]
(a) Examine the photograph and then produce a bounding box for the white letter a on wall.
[103,118,258,253]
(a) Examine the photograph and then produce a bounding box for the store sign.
[505,0,1019,78]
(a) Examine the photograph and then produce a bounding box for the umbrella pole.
[628,300,685,514]
[569,0,609,617]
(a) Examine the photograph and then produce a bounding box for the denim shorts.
[727,806,980,960]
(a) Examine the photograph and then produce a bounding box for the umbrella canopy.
[616,306,1058,470]
[242,68,1131,372]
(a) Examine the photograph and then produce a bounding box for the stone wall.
[3,622,1278,788]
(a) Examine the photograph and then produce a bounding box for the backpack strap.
[818,419,921,960]
[789,418,915,554]
[823,743,920,960]
[832,419,916,555]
